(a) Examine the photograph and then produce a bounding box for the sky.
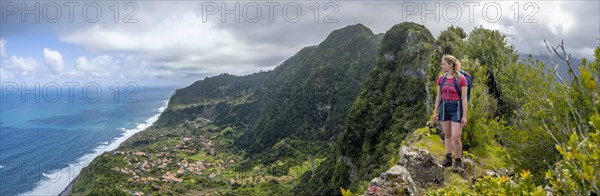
[0,0,599,88]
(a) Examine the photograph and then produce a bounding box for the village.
[111,135,240,185]
[85,119,298,195]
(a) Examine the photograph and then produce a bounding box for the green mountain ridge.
[295,22,435,195]
[157,23,382,157]
[66,22,600,195]
[238,23,380,153]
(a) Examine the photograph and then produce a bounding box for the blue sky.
[1,1,599,88]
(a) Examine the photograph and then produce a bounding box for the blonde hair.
[442,54,461,76]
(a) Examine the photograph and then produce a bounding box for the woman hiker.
[433,54,468,172]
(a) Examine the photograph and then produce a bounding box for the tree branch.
[544,39,569,88]
[549,39,580,83]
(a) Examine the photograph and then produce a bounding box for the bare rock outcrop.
[364,146,445,195]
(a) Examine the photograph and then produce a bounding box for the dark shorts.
[439,101,462,123]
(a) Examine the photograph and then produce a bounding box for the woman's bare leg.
[450,122,463,158]
[441,121,452,154]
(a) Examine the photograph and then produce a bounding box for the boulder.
[461,158,477,179]
[364,146,445,195]
[363,165,418,196]
[398,146,445,186]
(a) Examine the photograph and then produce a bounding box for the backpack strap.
[439,74,447,93]
[454,74,465,118]
[439,74,446,120]
[453,74,462,99]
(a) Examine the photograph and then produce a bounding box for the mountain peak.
[320,24,374,46]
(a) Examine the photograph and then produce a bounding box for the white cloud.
[60,10,301,78]
[0,39,6,57]
[0,68,13,79]
[61,14,240,59]
[69,55,116,78]
[0,40,39,79]
[541,1,575,35]
[488,1,596,58]
[3,56,38,74]
[43,48,64,74]
[53,0,598,82]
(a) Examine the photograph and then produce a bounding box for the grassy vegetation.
[400,126,511,195]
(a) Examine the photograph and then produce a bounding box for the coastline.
[28,102,168,196]
[58,179,75,196]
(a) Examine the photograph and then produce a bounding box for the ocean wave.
[19,101,168,196]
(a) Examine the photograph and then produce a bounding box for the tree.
[437,25,466,55]
[461,27,518,117]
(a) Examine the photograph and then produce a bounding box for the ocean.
[0,84,175,195]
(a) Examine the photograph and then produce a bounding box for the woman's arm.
[434,85,441,121]
[461,85,468,127]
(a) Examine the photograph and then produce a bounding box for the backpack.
[440,70,473,101]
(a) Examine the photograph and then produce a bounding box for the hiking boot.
[441,154,452,167]
[453,158,463,172]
